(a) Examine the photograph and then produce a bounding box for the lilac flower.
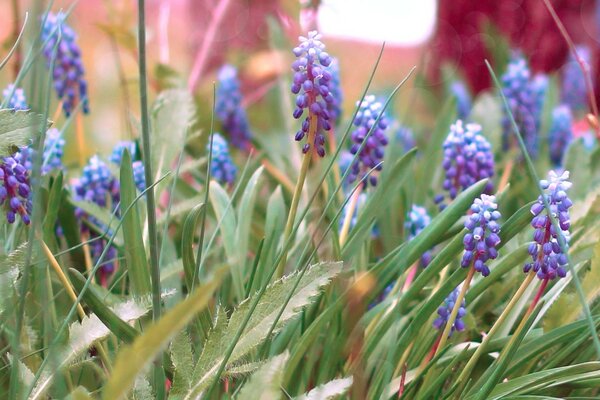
[41,12,89,116]
[561,45,592,112]
[291,31,333,157]
[405,205,432,267]
[208,133,237,186]
[433,287,466,336]
[2,84,28,110]
[450,80,471,120]
[216,65,252,150]
[0,153,32,224]
[435,120,494,207]
[347,95,389,187]
[461,195,501,277]
[524,170,572,280]
[548,105,574,167]
[501,55,538,158]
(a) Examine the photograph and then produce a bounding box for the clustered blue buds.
[73,156,119,208]
[0,153,32,224]
[110,141,137,164]
[406,205,432,267]
[216,65,252,150]
[461,194,501,277]
[41,12,89,116]
[525,170,572,280]
[449,80,472,120]
[42,128,66,173]
[2,84,28,110]
[347,95,389,187]
[548,105,574,167]
[433,287,466,335]
[326,58,343,126]
[209,133,237,186]
[561,45,591,112]
[292,31,334,157]
[436,120,494,206]
[501,55,539,158]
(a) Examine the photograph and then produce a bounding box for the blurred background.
[1,0,599,163]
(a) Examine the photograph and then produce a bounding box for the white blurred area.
[317,0,437,46]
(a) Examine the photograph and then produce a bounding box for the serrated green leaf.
[236,352,288,400]
[169,330,195,396]
[0,109,46,156]
[295,376,353,400]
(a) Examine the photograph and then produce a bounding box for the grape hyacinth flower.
[132,161,146,192]
[72,156,119,209]
[450,80,471,120]
[548,105,574,167]
[561,45,592,112]
[406,205,432,267]
[326,58,343,126]
[0,153,32,224]
[347,95,389,187]
[2,84,28,110]
[291,31,334,157]
[433,287,466,335]
[216,65,252,150]
[531,74,548,131]
[461,194,501,277]
[396,125,416,153]
[435,120,494,207]
[41,12,89,116]
[524,170,572,280]
[501,55,538,157]
[42,128,66,173]
[208,133,237,186]
[110,141,137,164]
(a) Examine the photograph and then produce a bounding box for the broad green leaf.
[295,376,353,400]
[181,203,205,288]
[236,352,289,399]
[185,261,343,398]
[235,167,263,277]
[0,109,46,156]
[157,195,205,225]
[42,173,64,243]
[120,149,151,296]
[102,267,227,400]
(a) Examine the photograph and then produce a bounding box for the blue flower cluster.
[461,195,501,277]
[292,31,334,157]
[41,12,89,116]
[2,84,28,110]
[216,65,252,150]
[209,133,237,185]
[326,58,343,126]
[73,156,119,209]
[110,141,137,164]
[405,205,432,267]
[531,74,548,133]
[548,105,574,167]
[433,287,466,336]
[450,80,471,120]
[436,120,494,206]
[525,170,572,280]
[348,95,389,187]
[42,128,66,173]
[501,55,540,158]
[561,45,591,112]
[0,153,32,224]
[396,124,416,153]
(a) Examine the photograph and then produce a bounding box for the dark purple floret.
[291,31,333,157]
[433,287,467,336]
[548,105,574,167]
[347,95,389,187]
[461,195,501,277]
[436,120,494,208]
[0,152,33,224]
[524,170,572,280]
[216,65,252,150]
[41,12,89,116]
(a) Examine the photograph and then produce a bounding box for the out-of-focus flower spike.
[561,45,592,112]
[216,65,252,150]
[548,105,574,167]
[450,80,472,120]
[208,133,237,186]
[406,205,432,267]
[2,84,28,111]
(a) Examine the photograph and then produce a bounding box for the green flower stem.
[276,113,317,278]
[435,265,475,357]
[455,270,535,392]
[338,185,362,247]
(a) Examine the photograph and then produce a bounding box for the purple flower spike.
[433,287,467,336]
[501,54,539,158]
[406,205,432,267]
[0,152,33,224]
[326,58,343,126]
[435,120,494,208]
[548,105,574,167]
[208,133,237,186]
[291,31,333,157]
[347,95,389,187]
[449,80,471,120]
[2,84,29,111]
[216,65,252,150]
[561,45,592,112]
[524,170,572,280]
[41,12,89,116]
[461,194,501,277]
